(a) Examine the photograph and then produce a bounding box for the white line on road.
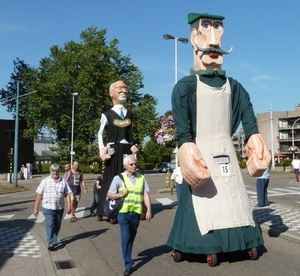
[64,207,87,219]
[0,214,14,219]
[28,213,45,223]
[156,198,175,205]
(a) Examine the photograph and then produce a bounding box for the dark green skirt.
[166,181,264,254]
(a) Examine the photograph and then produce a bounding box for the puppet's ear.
[190,28,198,50]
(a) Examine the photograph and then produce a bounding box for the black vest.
[104,109,134,144]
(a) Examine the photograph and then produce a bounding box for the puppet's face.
[191,18,224,70]
[110,81,128,105]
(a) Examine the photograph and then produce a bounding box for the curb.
[30,223,57,276]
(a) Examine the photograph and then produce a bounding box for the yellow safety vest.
[118,172,144,214]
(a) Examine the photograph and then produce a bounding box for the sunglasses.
[128,163,137,166]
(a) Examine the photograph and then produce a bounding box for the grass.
[0,185,28,194]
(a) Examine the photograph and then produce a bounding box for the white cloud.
[0,22,40,33]
[0,23,27,32]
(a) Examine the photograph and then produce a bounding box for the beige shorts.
[70,193,81,202]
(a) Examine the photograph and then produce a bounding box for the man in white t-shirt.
[291,155,300,182]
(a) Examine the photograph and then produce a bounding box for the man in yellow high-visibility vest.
[107,154,151,276]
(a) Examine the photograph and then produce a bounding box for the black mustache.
[196,45,233,54]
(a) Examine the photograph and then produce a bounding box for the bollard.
[166,170,170,188]
[7,173,12,184]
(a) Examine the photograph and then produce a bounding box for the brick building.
[0,119,34,173]
[257,104,300,161]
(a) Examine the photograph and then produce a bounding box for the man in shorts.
[291,155,300,182]
[65,161,88,222]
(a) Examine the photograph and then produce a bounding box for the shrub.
[240,160,247,169]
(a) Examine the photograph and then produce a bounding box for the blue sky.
[1,0,299,123]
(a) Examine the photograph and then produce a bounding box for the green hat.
[188,13,225,25]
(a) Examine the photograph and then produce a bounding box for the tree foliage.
[140,139,173,166]
[0,27,159,164]
[137,111,175,166]
[0,58,33,117]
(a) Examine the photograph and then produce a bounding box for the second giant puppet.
[96,80,138,221]
[167,13,271,256]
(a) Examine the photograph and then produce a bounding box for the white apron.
[192,75,254,235]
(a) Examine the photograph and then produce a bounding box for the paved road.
[1,170,300,275]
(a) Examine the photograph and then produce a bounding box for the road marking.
[249,187,300,198]
[267,192,300,197]
[28,213,45,223]
[269,188,299,193]
[286,187,300,190]
[156,198,175,205]
[64,207,87,220]
[0,214,14,219]
[247,191,257,196]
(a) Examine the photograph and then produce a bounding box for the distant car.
[159,163,173,173]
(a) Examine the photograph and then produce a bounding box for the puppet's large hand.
[99,145,111,161]
[177,142,210,188]
[246,134,271,176]
[130,145,139,154]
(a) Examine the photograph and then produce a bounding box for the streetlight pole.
[163,34,189,83]
[70,92,78,165]
[292,117,300,159]
[270,103,275,171]
[163,34,188,168]
[3,81,37,187]
[13,81,20,187]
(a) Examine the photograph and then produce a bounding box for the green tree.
[131,94,160,144]
[140,111,175,166]
[0,27,159,164]
[141,139,173,166]
[0,58,34,118]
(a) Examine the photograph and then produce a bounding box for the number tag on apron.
[213,155,231,177]
[220,164,230,177]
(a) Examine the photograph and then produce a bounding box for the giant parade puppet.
[166,13,271,266]
[96,80,139,222]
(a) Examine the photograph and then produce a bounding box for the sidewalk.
[1,180,300,275]
[0,220,80,276]
[0,173,96,275]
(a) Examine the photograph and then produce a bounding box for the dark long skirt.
[166,180,264,254]
[96,143,132,216]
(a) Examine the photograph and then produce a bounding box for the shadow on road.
[0,199,35,209]
[133,244,172,271]
[253,205,289,237]
[60,228,109,246]
[151,202,177,217]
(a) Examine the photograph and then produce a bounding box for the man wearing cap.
[167,13,271,258]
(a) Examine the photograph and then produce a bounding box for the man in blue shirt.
[255,167,270,207]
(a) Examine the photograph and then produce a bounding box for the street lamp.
[291,117,300,159]
[163,34,189,83]
[70,92,78,164]
[163,34,188,168]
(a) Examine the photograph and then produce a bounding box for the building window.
[6,130,25,141]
